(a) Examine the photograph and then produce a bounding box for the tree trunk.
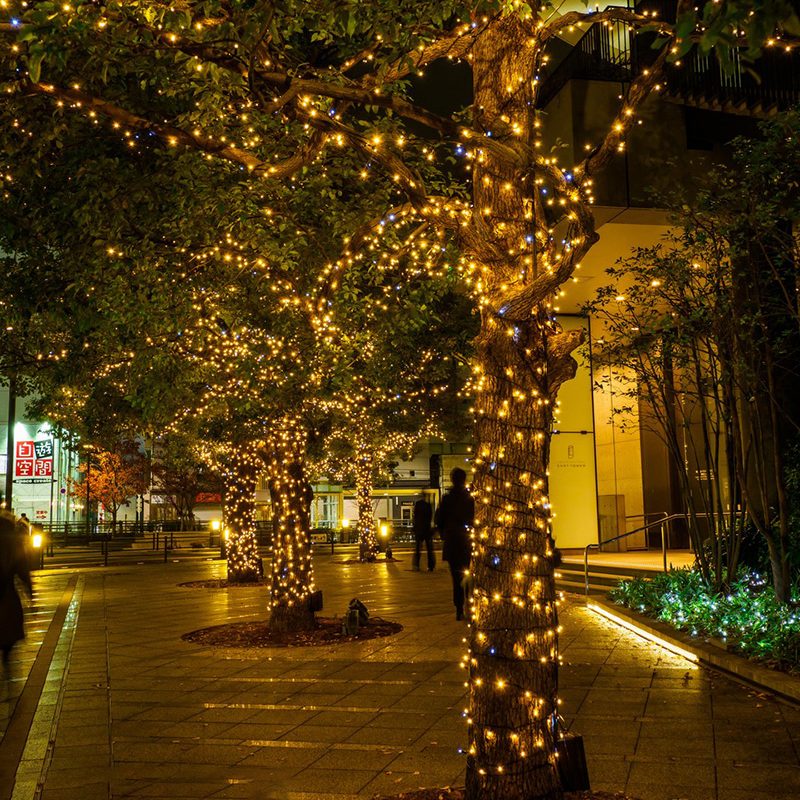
[467,312,576,800]
[263,421,316,632]
[223,449,261,583]
[355,444,379,562]
[463,14,588,799]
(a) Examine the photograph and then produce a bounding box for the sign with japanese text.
[14,439,54,484]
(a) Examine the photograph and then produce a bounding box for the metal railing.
[536,3,800,113]
[583,512,689,595]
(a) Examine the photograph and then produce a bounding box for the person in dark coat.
[435,468,474,620]
[411,498,435,572]
[0,510,32,675]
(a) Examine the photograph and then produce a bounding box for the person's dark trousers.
[448,557,470,619]
[413,536,435,571]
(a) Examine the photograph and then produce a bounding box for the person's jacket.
[435,486,474,563]
[412,499,433,540]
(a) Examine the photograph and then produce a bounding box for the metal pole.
[661,522,668,573]
[4,375,16,511]
[584,546,590,596]
[85,455,91,542]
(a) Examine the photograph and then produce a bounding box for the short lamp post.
[210,518,221,547]
[379,523,392,560]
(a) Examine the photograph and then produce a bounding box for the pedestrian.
[411,498,435,572]
[0,508,33,676]
[435,467,474,620]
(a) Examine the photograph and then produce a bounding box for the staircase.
[537,3,800,117]
[556,557,659,595]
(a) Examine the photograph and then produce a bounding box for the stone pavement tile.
[157,720,236,739]
[247,708,320,726]
[627,759,717,788]
[634,735,714,760]
[53,722,110,746]
[624,782,715,800]
[582,731,640,757]
[716,763,800,794]
[346,725,427,747]
[638,719,713,739]
[722,791,800,800]
[715,738,799,764]
[308,709,379,728]
[370,710,441,730]
[190,706,264,724]
[41,767,112,789]
[310,748,400,772]
[585,755,630,788]
[713,721,794,744]
[112,719,175,738]
[57,709,109,728]
[287,766,375,794]
[591,674,654,689]
[236,744,328,772]
[331,690,405,708]
[125,781,233,797]
[361,770,462,798]
[220,722,299,742]
[282,724,361,744]
[568,718,640,740]
[389,694,457,712]
[40,783,109,800]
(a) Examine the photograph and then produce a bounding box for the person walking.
[435,468,474,620]
[411,497,435,572]
[0,508,33,676]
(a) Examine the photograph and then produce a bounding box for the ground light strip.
[587,602,699,666]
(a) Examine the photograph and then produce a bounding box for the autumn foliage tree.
[70,442,149,529]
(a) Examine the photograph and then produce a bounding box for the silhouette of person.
[435,468,474,620]
[412,498,435,572]
[0,508,33,675]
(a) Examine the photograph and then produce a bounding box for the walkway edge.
[586,596,800,706]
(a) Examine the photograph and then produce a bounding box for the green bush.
[610,568,800,672]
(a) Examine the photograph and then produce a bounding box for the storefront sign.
[14,439,54,484]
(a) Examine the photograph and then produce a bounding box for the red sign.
[14,440,54,484]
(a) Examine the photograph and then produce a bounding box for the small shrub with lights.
[611,568,800,673]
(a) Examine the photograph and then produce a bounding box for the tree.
[318,241,475,561]
[150,434,221,530]
[70,441,149,529]
[589,111,800,601]
[4,3,797,797]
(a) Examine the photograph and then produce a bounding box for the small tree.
[589,112,800,600]
[70,441,149,530]
[150,435,221,530]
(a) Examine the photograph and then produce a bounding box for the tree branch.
[27,81,326,179]
[573,44,670,183]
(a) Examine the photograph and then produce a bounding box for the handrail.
[583,512,688,595]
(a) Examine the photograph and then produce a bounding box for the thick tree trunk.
[464,14,585,800]
[467,312,576,800]
[355,445,379,562]
[263,422,316,632]
[223,449,261,583]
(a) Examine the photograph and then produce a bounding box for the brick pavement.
[1,554,798,800]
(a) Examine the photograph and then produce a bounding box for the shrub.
[610,568,800,672]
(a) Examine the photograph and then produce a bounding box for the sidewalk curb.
[586,596,800,706]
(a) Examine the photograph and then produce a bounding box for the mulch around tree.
[182,616,403,648]
[178,578,270,589]
[371,791,639,800]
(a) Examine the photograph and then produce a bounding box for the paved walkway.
[1,554,798,800]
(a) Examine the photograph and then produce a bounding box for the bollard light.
[32,533,43,549]
[211,519,221,531]
[379,524,389,538]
